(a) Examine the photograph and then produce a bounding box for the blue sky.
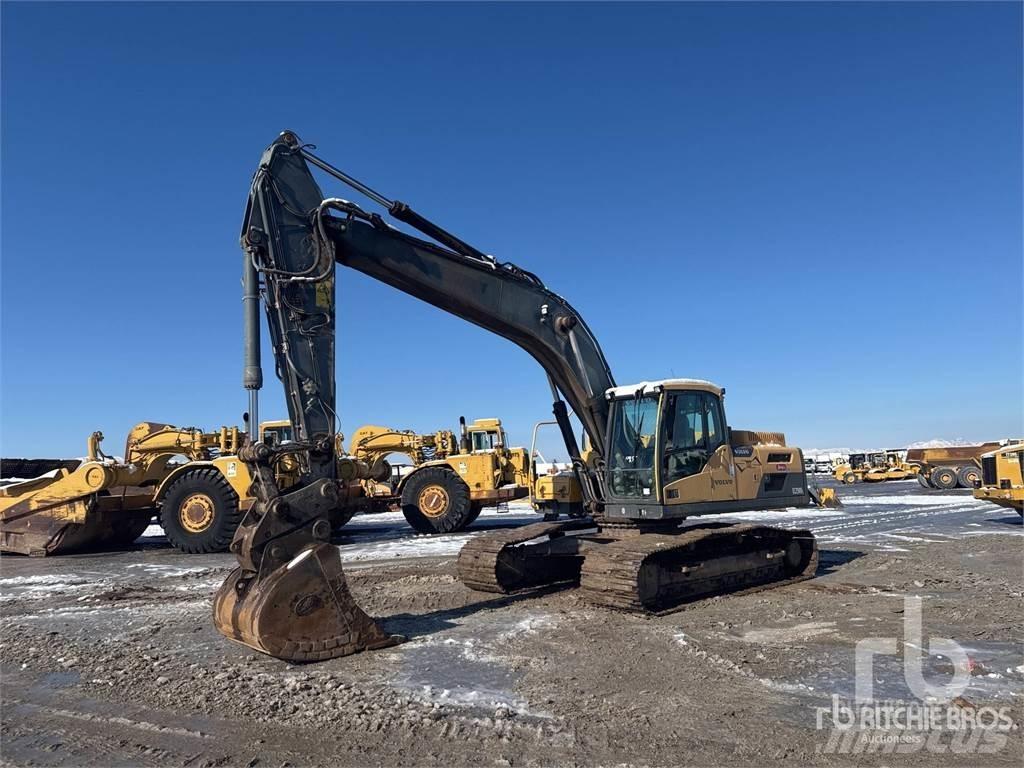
[2,2,1021,459]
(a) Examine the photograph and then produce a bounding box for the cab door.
[660,391,732,506]
[699,394,737,502]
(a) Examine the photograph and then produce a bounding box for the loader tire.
[930,466,958,491]
[956,465,981,489]
[159,469,242,554]
[331,505,357,532]
[400,467,473,534]
[464,501,484,527]
[843,472,859,485]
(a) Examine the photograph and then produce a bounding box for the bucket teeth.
[213,543,398,662]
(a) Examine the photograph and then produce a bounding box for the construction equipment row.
[0,415,613,555]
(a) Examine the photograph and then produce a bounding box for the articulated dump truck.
[907,443,1004,490]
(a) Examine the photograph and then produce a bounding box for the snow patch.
[124,564,209,578]
[741,622,838,644]
[841,495,989,508]
[0,574,97,601]
[339,536,467,562]
[698,508,846,523]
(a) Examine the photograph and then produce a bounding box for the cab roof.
[605,379,723,399]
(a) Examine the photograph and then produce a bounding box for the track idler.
[213,542,397,662]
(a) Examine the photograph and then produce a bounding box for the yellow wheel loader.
[209,133,842,662]
[154,419,364,550]
[972,442,1024,516]
[348,417,530,534]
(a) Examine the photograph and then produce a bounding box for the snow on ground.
[339,504,540,562]
[0,574,100,602]
[840,493,983,507]
[683,485,1021,552]
[341,535,469,562]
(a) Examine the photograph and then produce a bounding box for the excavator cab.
[602,380,812,518]
[606,384,726,502]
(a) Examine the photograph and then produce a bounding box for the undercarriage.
[458,519,818,612]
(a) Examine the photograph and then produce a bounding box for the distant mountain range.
[802,438,974,458]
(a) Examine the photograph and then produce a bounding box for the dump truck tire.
[930,466,958,491]
[159,468,242,553]
[917,473,933,489]
[400,467,473,534]
[956,465,980,488]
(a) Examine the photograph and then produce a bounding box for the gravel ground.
[2,481,1022,767]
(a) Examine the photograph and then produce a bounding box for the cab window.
[262,425,294,446]
[607,395,660,498]
[471,431,499,451]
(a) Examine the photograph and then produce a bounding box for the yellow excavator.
[211,132,834,662]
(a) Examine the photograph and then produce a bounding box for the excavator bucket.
[212,542,398,662]
[809,486,842,509]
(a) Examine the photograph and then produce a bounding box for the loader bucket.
[212,542,399,662]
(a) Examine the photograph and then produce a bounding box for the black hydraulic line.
[300,149,392,208]
[386,201,491,263]
[300,147,491,264]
